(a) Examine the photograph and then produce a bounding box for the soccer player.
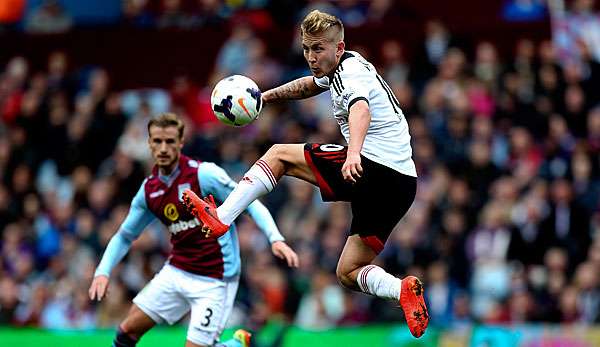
[88,113,299,347]
[183,10,429,338]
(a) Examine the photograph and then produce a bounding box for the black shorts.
[303,143,417,254]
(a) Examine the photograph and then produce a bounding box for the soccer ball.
[211,75,262,127]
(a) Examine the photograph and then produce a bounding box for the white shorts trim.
[134,300,166,325]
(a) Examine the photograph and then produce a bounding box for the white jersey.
[313,50,417,177]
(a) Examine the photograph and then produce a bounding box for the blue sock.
[112,327,138,347]
[216,338,242,347]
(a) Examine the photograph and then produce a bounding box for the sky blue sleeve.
[94,181,156,277]
[198,162,285,243]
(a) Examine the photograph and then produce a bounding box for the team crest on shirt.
[177,183,191,202]
[164,203,179,221]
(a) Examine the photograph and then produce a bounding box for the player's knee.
[113,325,140,346]
[335,267,356,290]
[264,144,296,170]
[268,143,307,168]
[266,144,287,159]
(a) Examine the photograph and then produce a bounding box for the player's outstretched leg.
[337,235,429,338]
[183,144,315,238]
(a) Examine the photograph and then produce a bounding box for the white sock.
[217,159,277,225]
[357,265,401,300]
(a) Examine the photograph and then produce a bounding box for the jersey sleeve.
[119,180,156,237]
[197,162,237,203]
[313,75,330,89]
[245,202,285,243]
[198,162,285,243]
[94,181,156,277]
[337,63,371,111]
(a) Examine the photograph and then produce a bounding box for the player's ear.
[336,40,345,57]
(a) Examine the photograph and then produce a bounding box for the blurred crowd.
[0,0,403,34]
[1,0,600,336]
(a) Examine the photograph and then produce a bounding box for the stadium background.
[1,0,600,346]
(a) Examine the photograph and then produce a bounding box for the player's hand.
[89,275,110,301]
[271,241,299,268]
[342,151,363,184]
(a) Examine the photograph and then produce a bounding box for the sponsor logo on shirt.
[168,218,201,234]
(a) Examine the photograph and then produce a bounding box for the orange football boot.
[182,189,229,238]
[233,329,252,347]
[399,276,429,338]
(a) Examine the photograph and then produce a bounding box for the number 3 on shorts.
[201,307,213,327]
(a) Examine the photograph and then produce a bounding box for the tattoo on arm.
[265,76,324,102]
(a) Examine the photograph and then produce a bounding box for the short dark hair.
[147,112,184,139]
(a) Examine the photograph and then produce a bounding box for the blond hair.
[300,10,344,42]
[148,112,185,139]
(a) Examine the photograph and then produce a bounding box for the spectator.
[380,39,410,85]
[243,39,283,88]
[24,0,72,34]
[415,20,459,81]
[215,23,257,76]
[157,0,192,29]
[587,107,600,151]
[539,179,591,266]
[473,41,502,92]
[117,100,153,162]
[0,277,19,324]
[550,0,600,69]
[425,261,460,326]
[190,0,227,27]
[121,0,155,28]
[574,262,600,322]
[295,270,346,329]
[336,0,367,28]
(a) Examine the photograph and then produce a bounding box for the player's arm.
[89,183,155,301]
[262,76,327,104]
[198,163,299,267]
[343,100,371,183]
